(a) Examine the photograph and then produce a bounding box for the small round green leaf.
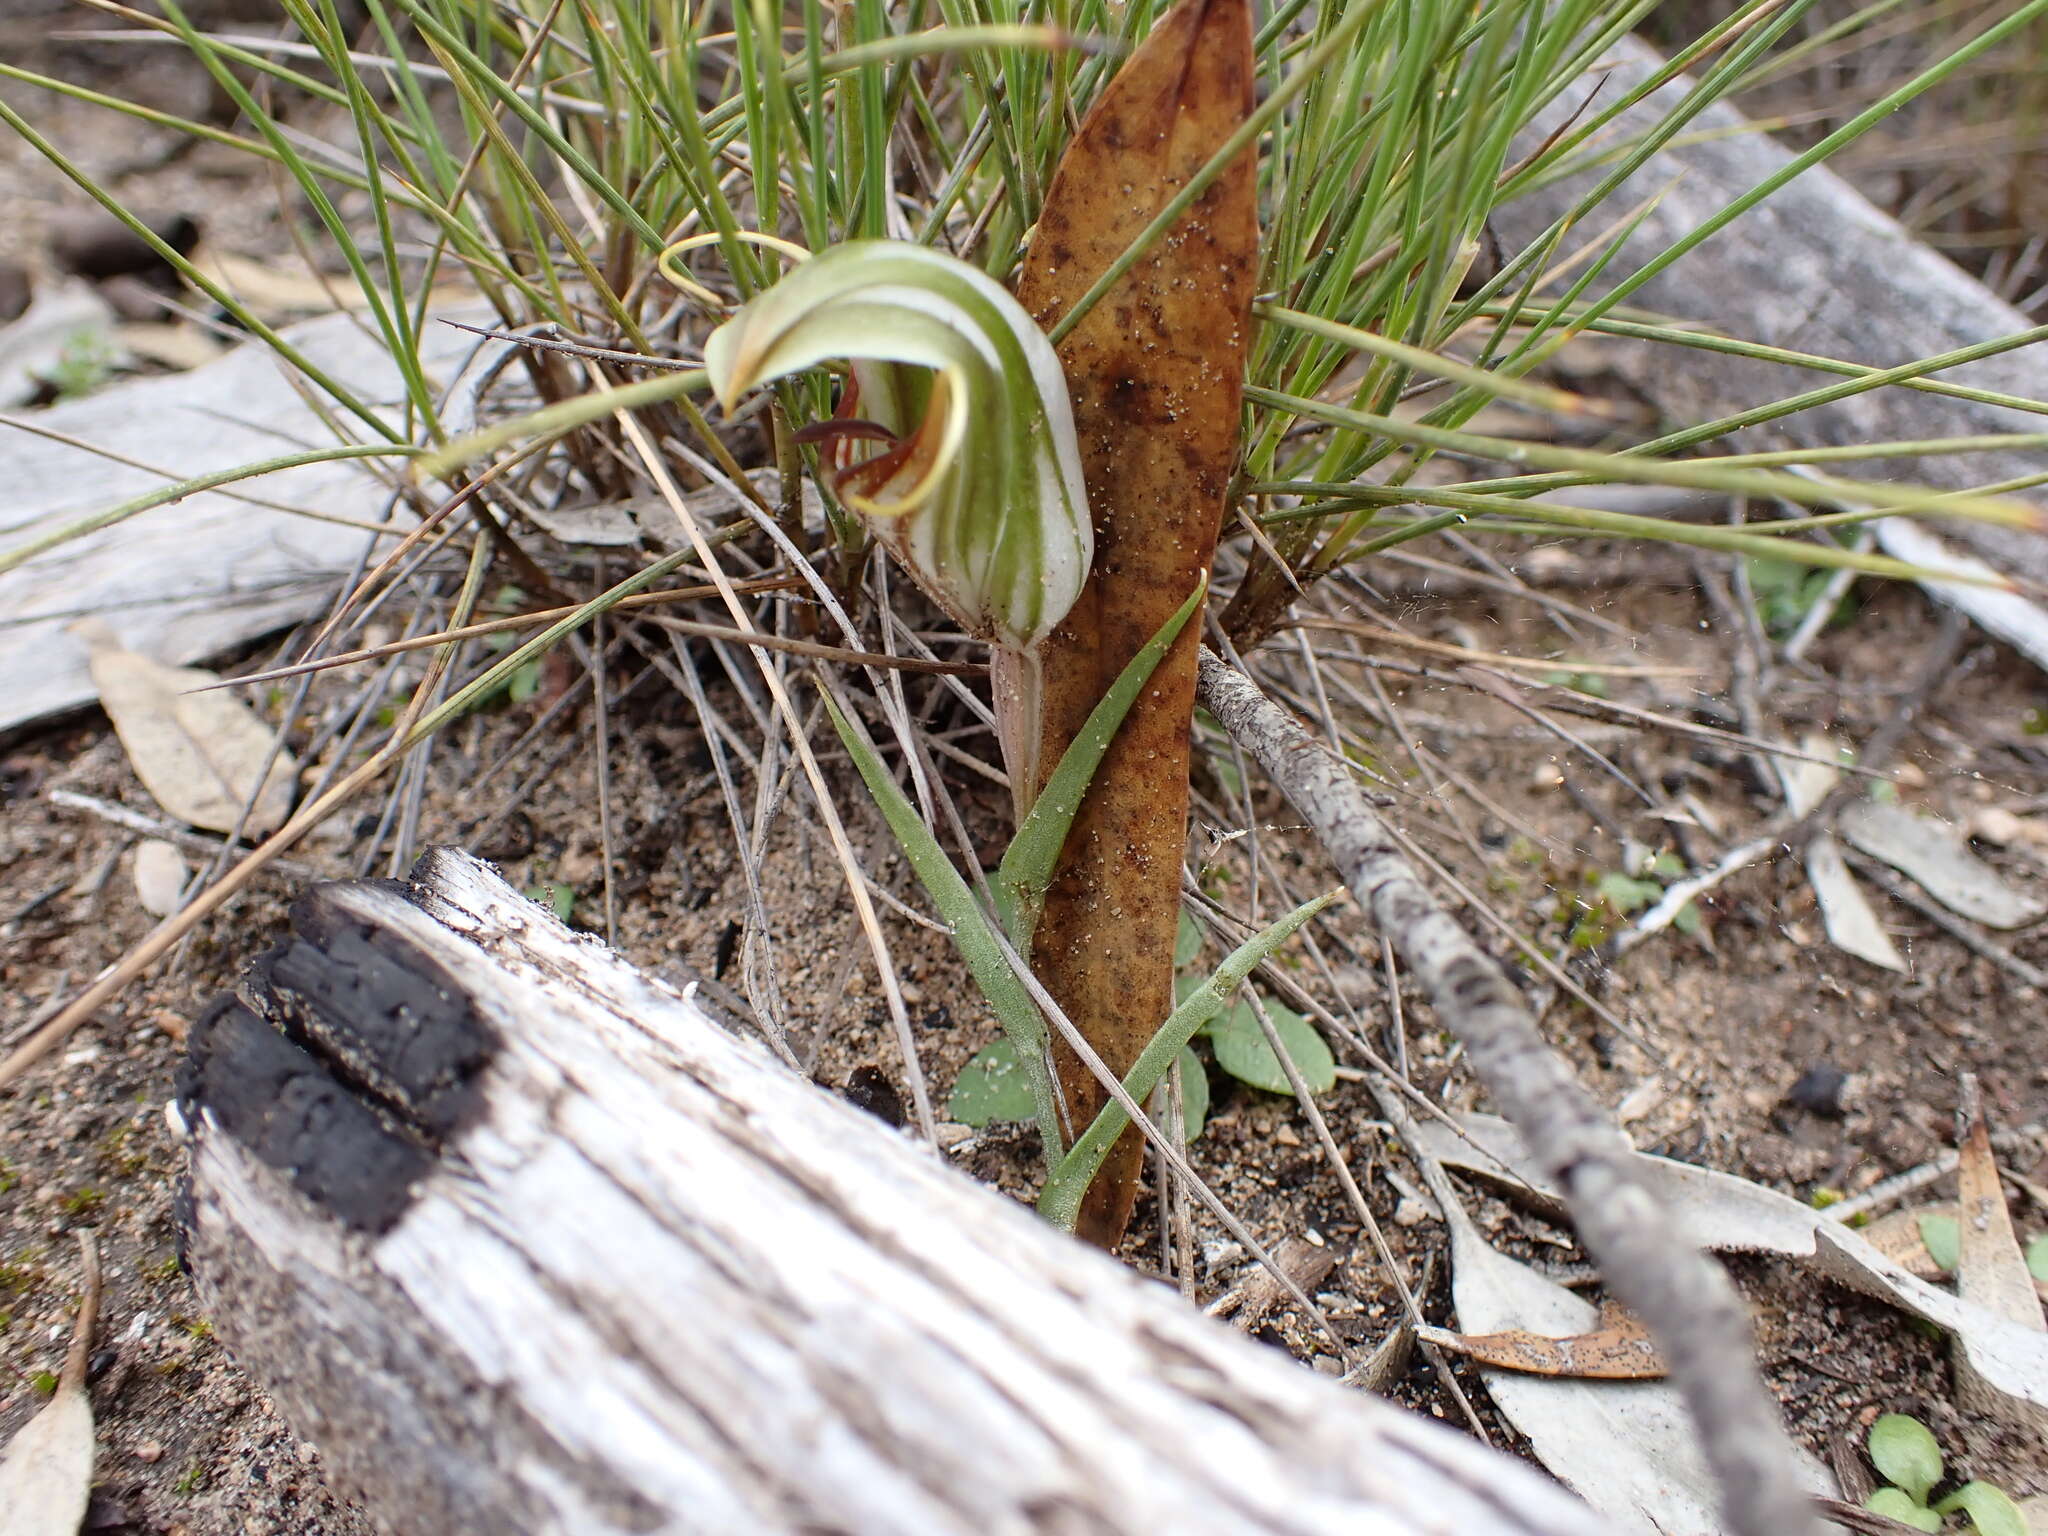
[2026,1234,2048,1283]
[1919,1214,1961,1273]
[1865,1489,1940,1532]
[1934,1481,2028,1536]
[1869,1413,1943,1504]
[1175,909,1204,968]
[1208,998,1336,1095]
[1594,869,1663,914]
[525,884,575,922]
[949,1039,1040,1127]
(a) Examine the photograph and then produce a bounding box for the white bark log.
[178,847,1616,1536]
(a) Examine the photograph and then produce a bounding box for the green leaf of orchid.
[1208,995,1336,1096]
[1869,1413,1943,1504]
[1865,1489,1940,1532]
[1933,1481,2028,1536]
[1037,890,1340,1232]
[821,687,1066,1164]
[704,242,1092,652]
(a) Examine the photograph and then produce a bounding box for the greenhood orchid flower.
[702,242,1092,653]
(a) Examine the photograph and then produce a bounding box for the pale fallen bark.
[1195,648,1825,1536]
[0,307,488,735]
[179,846,1617,1536]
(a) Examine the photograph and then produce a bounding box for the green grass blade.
[822,691,1066,1161]
[0,445,419,577]
[1245,384,2047,531]
[1037,890,1339,1231]
[0,94,408,443]
[1047,0,1388,345]
[1557,0,2048,337]
[414,368,710,482]
[1474,309,2048,420]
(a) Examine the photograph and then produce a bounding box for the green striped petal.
[704,242,1091,651]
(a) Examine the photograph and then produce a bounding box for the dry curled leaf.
[1414,1112,2048,1436]
[1778,741,1905,971]
[0,1231,100,1536]
[1840,802,2048,930]
[1423,1160,1831,1533]
[74,619,297,835]
[1003,0,1259,1246]
[1417,1303,1667,1380]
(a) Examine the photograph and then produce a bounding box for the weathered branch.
[178,846,1618,1536]
[1196,647,1824,1536]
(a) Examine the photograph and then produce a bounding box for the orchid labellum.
[703,242,1091,654]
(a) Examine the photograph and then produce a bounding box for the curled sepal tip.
[702,241,1092,652]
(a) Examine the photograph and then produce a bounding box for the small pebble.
[1393,1196,1434,1228]
[1785,1063,1851,1119]
[841,1065,904,1129]
[1202,1238,1245,1274]
[134,1440,163,1464]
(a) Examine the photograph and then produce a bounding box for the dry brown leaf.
[191,250,469,322]
[1414,1112,2048,1436]
[1840,802,2048,930]
[1778,738,1905,971]
[1005,0,1259,1246]
[1422,1155,1832,1531]
[1864,1203,2048,1304]
[1416,1304,1667,1380]
[74,619,297,835]
[113,321,229,372]
[0,1231,100,1536]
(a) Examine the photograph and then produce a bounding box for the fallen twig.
[1196,646,1823,1536]
[46,789,325,880]
[1615,831,1779,956]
